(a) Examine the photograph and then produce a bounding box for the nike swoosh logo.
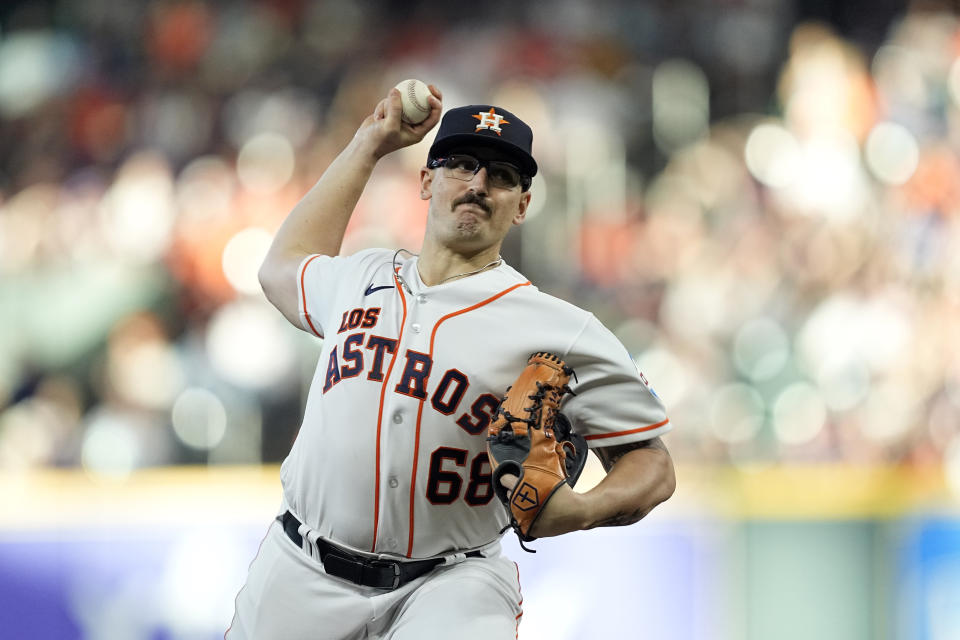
[364,284,395,296]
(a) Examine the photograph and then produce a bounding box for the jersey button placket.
[409,286,427,337]
[382,275,429,556]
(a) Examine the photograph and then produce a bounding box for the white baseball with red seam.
[394,78,431,124]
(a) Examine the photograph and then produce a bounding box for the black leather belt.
[277,511,481,590]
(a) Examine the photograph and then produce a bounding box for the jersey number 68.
[425,447,493,506]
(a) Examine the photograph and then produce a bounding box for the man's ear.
[419,167,433,200]
[513,191,532,225]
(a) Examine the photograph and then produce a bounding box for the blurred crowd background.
[1,0,959,490]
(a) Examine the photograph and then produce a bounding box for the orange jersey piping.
[583,418,670,441]
[370,274,407,553]
[513,561,523,638]
[299,255,325,338]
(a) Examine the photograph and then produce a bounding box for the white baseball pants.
[226,520,523,639]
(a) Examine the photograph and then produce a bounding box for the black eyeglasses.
[428,154,531,191]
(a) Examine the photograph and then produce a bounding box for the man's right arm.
[258,85,442,326]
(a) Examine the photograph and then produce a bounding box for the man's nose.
[466,167,490,193]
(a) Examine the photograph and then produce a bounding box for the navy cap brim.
[429,133,538,177]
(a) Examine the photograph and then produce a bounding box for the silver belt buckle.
[390,562,401,589]
[371,559,401,589]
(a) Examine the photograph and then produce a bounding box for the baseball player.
[227,84,675,639]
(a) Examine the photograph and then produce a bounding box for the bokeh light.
[107,321,185,411]
[652,59,709,153]
[710,384,765,444]
[99,153,176,264]
[0,184,58,272]
[865,122,919,185]
[222,88,319,150]
[772,382,827,445]
[733,317,790,382]
[872,45,926,109]
[0,402,56,470]
[81,411,140,481]
[858,381,919,443]
[0,31,78,117]
[205,300,297,390]
[236,132,295,195]
[171,388,228,450]
[780,134,868,220]
[222,227,273,295]
[812,355,872,412]
[797,294,912,375]
[176,156,236,221]
[744,122,801,189]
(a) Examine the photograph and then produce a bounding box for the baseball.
[395,78,431,124]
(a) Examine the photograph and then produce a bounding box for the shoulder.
[338,247,396,268]
[302,247,396,279]
[496,263,593,320]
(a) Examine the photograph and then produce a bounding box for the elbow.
[257,256,304,327]
[258,259,287,310]
[650,450,676,508]
[258,262,276,300]
[258,251,287,296]
[257,262,274,296]
[661,456,677,504]
[631,453,675,524]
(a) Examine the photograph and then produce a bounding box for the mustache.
[452,192,491,214]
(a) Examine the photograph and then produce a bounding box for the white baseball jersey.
[280,247,670,559]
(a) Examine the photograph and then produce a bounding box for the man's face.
[419,147,531,254]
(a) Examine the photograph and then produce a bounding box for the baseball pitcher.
[227,83,675,639]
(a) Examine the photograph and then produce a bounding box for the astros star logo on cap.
[472,108,510,136]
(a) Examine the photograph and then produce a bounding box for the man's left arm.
[525,436,676,538]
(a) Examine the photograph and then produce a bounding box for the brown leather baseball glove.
[486,352,588,551]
